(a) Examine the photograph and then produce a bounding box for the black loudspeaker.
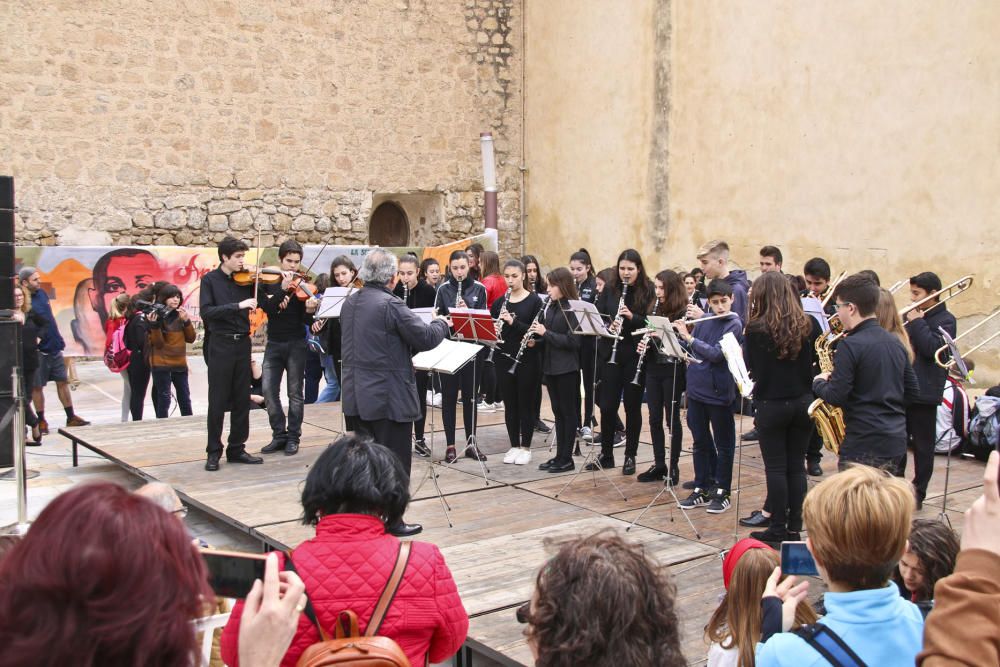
[0,318,21,469]
[0,176,12,210]
[0,176,14,310]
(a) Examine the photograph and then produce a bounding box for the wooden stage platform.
[58,402,982,666]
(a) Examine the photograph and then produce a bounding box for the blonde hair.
[705,549,817,667]
[108,293,131,320]
[696,240,730,261]
[804,465,914,590]
[875,288,914,362]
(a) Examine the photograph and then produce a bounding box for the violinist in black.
[393,254,437,456]
[589,249,656,475]
[569,249,598,438]
[490,259,543,465]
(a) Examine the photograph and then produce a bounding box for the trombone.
[935,308,1000,371]
[899,275,973,321]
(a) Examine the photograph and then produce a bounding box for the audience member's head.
[0,483,212,666]
[896,519,960,602]
[707,539,817,667]
[524,531,684,667]
[136,481,185,514]
[300,436,410,530]
[804,465,914,591]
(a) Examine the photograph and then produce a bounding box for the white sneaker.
[503,448,520,464]
[579,426,593,442]
[477,401,496,413]
[514,448,532,465]
[432,393,442,408]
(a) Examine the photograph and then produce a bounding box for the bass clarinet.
[509,295,550,375]
[608,281,629,365]
[487,287,512,363]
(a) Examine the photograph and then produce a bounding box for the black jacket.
[341,282,449,422]
[744,318,822,400]
[907,304,957,405]
[577,276,597,304]
[21,310,47,377]
[595,279,654,370]
[812,318,920,459]
[539,298,580,376]
[393,280,437,309]
[489,291,542,369]
[260,282,314,342]
[432,277,488,316]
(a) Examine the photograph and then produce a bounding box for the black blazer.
[540,299,580,376]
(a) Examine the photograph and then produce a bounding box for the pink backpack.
[104,319,131,373]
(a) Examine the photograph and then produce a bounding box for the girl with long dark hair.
[742,271,820,543]
[636,270,688,485]
[569,249,598,440]
[589,249,655,475]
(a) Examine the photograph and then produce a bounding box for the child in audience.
[756,465,923,666]
[706,539,816,667]
[895,519,960,617]
[676,279,743,513]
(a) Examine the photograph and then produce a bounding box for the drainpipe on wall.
[480,131,499,251]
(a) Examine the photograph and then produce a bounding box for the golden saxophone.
[808,331,847,454]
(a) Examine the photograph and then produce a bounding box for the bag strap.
[793,623,869,667]
[366,541,412,637]
[283,541,412,641]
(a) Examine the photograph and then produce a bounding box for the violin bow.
[253,219,263,299]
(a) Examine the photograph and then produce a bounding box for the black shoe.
[741,428,759,442]
[465,443,488,461]
[637,465,668,483]
[547,460,575,473]
[621,456,636,475]
[284,441,299,456]
[538,457,558,470]
[261,439,286,454]
[573,444,583,457]
[668,466,680,487]
[681,480,698,490]
[750,526,790,545]
[205,455,221,472]
[739,510,770,528]
[584,455,614,471]
[534,419,551,434]
[444,446,458,463]
[227,451,264,464]
[807,460,823,477]
[387,521,423,537]
[706,489,731,514]
[414,439,431,458]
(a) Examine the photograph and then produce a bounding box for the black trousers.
[756,395,813,532]
[598,362,643,457]
[414,371,430,441]
[578,337,597,428]
[205,335,251,457]
[905,403,938,502]
[807,424,824,463]
[440,359,480,446]
[838,452,906,477]
[127,358,150,421]
[263,339,307,443]
[497,355,541,448]
[355,417,413,480]
[547,371,580,464]
[646,365,685,470]
[482,359,500,404]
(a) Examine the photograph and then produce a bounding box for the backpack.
[103,319,131,373]
[935,377,970,454]
[966,394,1000,462]
[794,623,869,667]
[286,542,414,667]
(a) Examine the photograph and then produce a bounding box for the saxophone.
[487,287,512,363]
[630,297,659,386]
[608,281,629,365]
[808,331,847,454]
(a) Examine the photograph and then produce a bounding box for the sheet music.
[721,331,754,398]
[801,296,830,334]
[645,316,692,361]
[411,307,435,324]
[568,300,617,337]
[315,286,359,319]
[938,327,972,383]
[412,338,481,374]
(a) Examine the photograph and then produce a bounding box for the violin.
[231,266,283,286]
[286,272,318,301]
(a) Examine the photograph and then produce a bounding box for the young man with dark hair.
[258,239,319,457]
[200,236,263,471]
[758,246,783,273]
[812,274,919,475]
[903,271,957,508]
[802,257,832,301]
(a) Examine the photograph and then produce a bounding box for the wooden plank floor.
[58,400,987,666]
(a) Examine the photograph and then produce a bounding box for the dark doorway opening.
[368,202,409,247]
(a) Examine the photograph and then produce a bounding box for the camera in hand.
[136,299,178,325]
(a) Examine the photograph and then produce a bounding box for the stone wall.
[2,0,523,255]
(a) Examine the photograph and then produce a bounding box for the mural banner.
[14,233,495,357]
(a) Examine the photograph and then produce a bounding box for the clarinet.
[630,297,659,386]
[403,282,409,306]
[487,287,512,363]
[455,277,463,309]
[608,281,629,365]
[509,295,550,375]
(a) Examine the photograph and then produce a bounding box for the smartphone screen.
[201,549,267,598]
[780,541,819,576]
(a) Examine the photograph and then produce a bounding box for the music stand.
[721,331,755,542]
[449,308,498,480]
[626,324,701,537]
[555,301,628,502]
[935,326,968,527]
[315,286,358,320]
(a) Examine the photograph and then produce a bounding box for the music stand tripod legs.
[555,441,628,501]
[412,371,453,527]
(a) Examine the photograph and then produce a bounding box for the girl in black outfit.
[589,249,655,475]
[636,270,688,485]
[569,249,598,439]
[491,260,543,465]
[322,256,363,384]
[14,285,45,444]
[533,267,581,472]
[742,271,821,543]
[125,290,154,421]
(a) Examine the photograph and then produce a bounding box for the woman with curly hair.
[742,271,821,544]
[895,518,960,617]
[524,531,684,667]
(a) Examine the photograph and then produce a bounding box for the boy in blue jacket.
[674,279,744,513]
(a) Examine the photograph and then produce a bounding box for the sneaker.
[706,490,731,514]
[739,510,769,527]
[514,448,532,465]
[477,401,497,413]
[579,426,593,442]
[741,428,759,442]
[66,414,91,427]
[534,419,551,434]
[679,488,710,509]
[612,429,626,448]
[414,439,431,458]
[750,526,790,545]
[503,448,520,464]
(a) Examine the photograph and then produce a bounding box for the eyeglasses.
[835,302,853,310]
[172,506,189,519]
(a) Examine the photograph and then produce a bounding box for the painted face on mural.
[90,251,162,321]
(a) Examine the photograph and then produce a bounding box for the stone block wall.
[2,0,523,256]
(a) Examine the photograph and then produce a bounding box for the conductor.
[341,248,450,537]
